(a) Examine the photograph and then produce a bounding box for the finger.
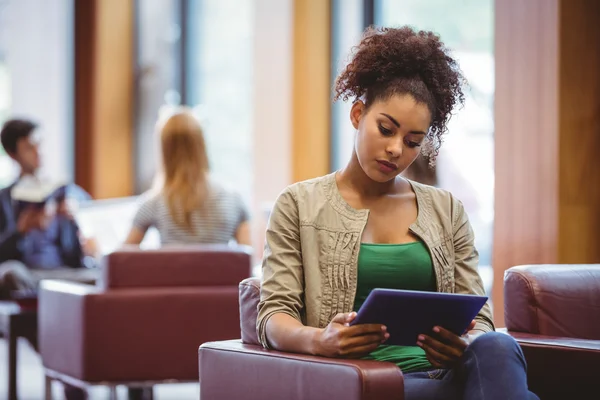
[419,334,463,360]
[340,341,383,358]
[348,323,387,335]
[425,353,445,369]
[331,312,355,325]
[466,320,476,332]
[432,326,468,350]
[417,340,455,366]
[343,332,389,349]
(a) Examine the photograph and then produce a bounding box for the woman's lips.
[376,160,398,173]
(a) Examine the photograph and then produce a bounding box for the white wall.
[3,0,73,182]
[251,0,293,260]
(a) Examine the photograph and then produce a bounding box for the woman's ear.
[350,101,365,130]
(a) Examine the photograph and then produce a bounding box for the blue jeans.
[404,331,540,400]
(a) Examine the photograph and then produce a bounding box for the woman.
[257,27,538,399]
[125,107,250,246]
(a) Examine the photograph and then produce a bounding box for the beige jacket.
[257,172,494,348]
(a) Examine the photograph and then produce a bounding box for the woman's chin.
[365,168,399,183]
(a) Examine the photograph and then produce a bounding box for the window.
[134,0,254,204]
[330,0,364,170]
[0,0,74,187]
[186,0,254,204]
[134,0,183,192]
[331,0,495,292]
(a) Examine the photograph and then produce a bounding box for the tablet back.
[351,288,488,346]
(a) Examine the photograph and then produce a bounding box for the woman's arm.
[123,195,154,246]
[452,197,495,333]
[257,188,386,356]
[123,226,147,245]
[256,188,306,349]
[234,221,251,246]
[266,313,322,355]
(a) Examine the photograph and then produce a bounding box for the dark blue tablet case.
[350,288,488,346]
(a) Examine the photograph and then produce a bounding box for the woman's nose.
[386,138,403,158]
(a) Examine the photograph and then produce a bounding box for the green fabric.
[353,242,436,373]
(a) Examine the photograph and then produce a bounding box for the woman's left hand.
[416,320,475,368]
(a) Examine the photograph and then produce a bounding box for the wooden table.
[0,301,37,400]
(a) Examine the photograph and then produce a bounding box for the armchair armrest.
[500,329,600,400]
[199,340,404,400]
[38,280,101,378]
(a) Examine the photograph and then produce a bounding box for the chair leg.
[44,375,52,400]
[109,386,118,400]
[128,386,154,400]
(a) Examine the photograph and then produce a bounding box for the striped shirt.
[132,181,249,245]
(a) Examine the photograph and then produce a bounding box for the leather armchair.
[503,264,600,400]
[39,245,251,397]
[199,277,405,400]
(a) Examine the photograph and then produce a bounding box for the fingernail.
[416,341,422,347]
[418,335,425,341]
[433,327,440,333]
[381,325,387,331]
[384,333,390,339]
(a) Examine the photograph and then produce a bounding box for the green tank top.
[353,242,436,373]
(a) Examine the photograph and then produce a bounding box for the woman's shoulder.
[136,189,162,205]
[408,180,466,225]
[282,173,335,201]
[206,178,245,203]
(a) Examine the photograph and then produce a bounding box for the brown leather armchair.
[199,277,405,400]
[503,264,600,400]
[39,245,251,399]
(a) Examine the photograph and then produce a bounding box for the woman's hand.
[315,312,389,359]
[417,320,476,368]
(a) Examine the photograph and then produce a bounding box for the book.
[11,176,68,212]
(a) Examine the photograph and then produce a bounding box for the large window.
[134,0,254,204]
[0,0,74,187]
[331,0,494,292]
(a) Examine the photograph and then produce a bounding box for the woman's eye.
[378,124,393,136]
[406,141,422,148]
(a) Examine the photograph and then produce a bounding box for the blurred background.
[1,0,599,399]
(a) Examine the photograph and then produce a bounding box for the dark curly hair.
[334,26,466,161]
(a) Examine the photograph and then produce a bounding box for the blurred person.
[123,107,251,400]
[0,118,98,400]
[124,107,251,247]
[0,119,98,298]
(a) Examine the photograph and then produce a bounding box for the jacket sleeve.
[452,197,495,333]
[0,189,23,263]
[56,217,85,269]
[0,230,23,263]
[256,187,305,349]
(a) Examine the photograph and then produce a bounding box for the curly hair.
[334,26,466,161]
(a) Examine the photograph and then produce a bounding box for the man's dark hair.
[0,119,38,154]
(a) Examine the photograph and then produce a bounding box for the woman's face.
[351,94,431,183]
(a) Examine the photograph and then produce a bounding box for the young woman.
[257,27,538,400]
[125,107,251,246]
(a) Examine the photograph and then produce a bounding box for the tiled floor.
[0,338,199,400]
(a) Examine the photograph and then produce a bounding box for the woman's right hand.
[314,312,389,358]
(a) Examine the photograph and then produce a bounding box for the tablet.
[350,288,488,346]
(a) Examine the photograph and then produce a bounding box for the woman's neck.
[338,151,400,198]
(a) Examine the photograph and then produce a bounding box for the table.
[0,301,37,400]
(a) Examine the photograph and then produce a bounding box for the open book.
[11,176,68,211]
